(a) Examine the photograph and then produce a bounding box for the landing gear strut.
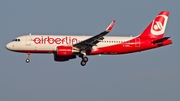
[80,50,88,66]
[26,52,30,63]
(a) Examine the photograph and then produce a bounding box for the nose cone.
[6,43,10,50]
[6,43,12,50]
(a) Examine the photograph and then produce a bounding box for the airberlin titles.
[33,36,78,44]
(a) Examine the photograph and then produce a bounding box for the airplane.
[6,11,172,66]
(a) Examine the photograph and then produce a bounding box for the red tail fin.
[138,11,169,39]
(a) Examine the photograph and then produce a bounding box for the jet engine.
[56,46,75,56]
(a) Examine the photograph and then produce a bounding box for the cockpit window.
[12,39,17,41]
[12,39,20,42]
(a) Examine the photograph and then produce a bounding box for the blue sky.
[0,0,180,101]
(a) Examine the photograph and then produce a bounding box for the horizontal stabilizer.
[151,37,170,44]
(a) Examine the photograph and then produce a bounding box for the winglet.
[106,20,116,32]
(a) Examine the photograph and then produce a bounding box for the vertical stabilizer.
[138,11,169,39]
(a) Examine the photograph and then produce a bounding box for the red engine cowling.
[56,46,73,56]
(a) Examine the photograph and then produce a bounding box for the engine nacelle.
[54,54,76,62]
[56,46,73,56]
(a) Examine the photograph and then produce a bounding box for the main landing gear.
[80,57,88,66]
[80,50,88,66]
[26,52,30,63]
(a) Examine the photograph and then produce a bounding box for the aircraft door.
[135,38,140,47]
[26,34,31,46]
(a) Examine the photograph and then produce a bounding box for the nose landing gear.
[26,52,30,63]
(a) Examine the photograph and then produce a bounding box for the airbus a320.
[6,11,172,66]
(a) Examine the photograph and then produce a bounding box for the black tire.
[81,61,86,66]
[26,59,30,63]
[83,57,88,62]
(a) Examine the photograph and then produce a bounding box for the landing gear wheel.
[81,61,86,66]
[26,59,30,63]
[79,50,88,66]
[83,57,88,62]
[26,52,31,63]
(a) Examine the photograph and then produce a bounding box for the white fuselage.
[6,35,135,53]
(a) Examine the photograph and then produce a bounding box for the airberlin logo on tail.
[151,15,168,35]
[33,36,78,44]
[153,21,163,31]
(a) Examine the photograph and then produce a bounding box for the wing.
[73,20,116,50]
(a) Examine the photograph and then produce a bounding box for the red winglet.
[106,20,116,32]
